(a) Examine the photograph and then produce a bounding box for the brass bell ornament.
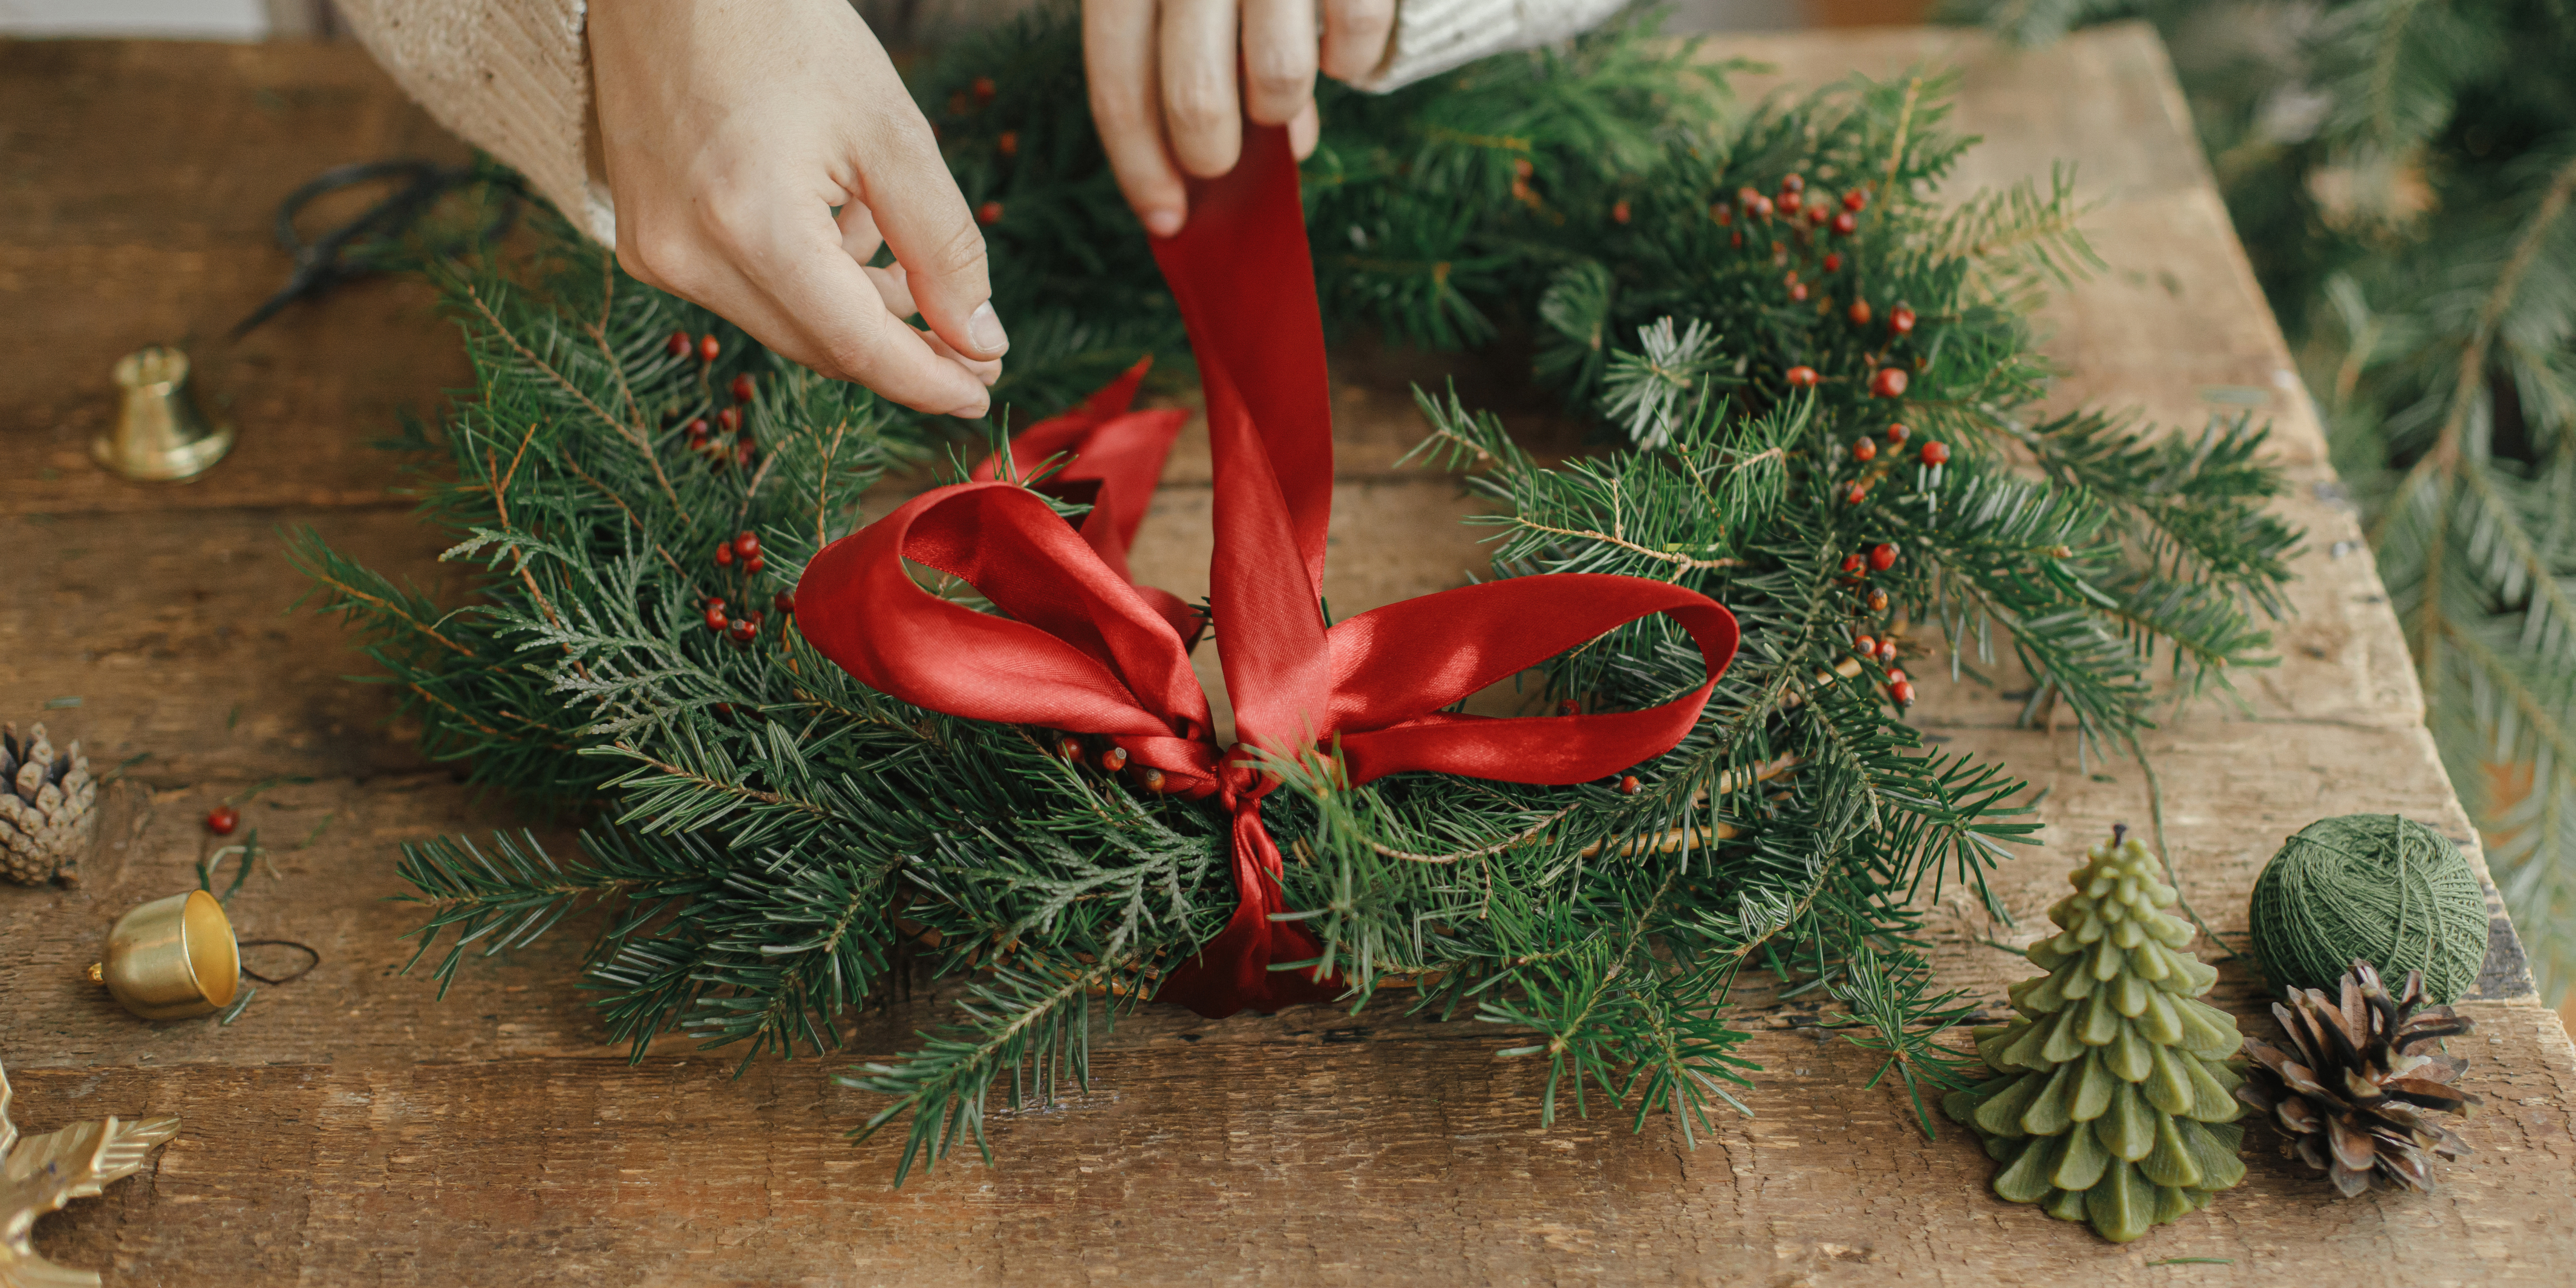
[87,890,239,1020]
[92,346,234,483]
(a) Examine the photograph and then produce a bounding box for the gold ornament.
[0,724,95,887]
[89,891,240,1022]
[0,1057,180,1288]
[92,347,233,483]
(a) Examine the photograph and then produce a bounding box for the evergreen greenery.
[1944,0,2576,996]
[296,6,2296,1177]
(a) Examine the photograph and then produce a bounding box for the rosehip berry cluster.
[712,529,764,575]
[1050,732,1175,795]
[680,367,762,470]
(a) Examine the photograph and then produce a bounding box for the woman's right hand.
[591,0,1005,417]
[1085,0,1396,235]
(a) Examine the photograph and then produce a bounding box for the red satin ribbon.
[797,126,1740,1018]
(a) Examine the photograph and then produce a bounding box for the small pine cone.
[2236,959,2481,1197]
[0,722,99,885]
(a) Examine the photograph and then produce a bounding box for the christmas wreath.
[297,9,2300,1179]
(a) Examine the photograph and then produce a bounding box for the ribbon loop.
[798,125,1739,1019]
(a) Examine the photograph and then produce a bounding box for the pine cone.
[1944,826,2248,1242]
[0,721,98,885]
[2235,959,2480,1196]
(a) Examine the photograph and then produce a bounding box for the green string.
[2247,814,2488,1003]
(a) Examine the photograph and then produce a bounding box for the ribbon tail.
[1155,801,1342,1019]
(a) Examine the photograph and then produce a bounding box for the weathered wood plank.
[0,40,472,520]
[3,20,2571,1286]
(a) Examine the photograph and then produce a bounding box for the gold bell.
[88,890,240,1020]
[92,346,235,482]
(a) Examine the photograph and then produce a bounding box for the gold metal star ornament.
[0,1058,179,1288]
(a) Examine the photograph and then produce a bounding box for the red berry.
[734,531,761,559]
[714,543,735,566]
[1843,189,1868,212]
[704,607,729,632]
[1785,366,1820,389]
[1891,679,1916,706]
[1841,554,1867,577]
[665,330,690,359]
[749,610,765,628]
[1750,195,1775,220]
[716,407,740,433]
[1889,305,1917,335]
[1131,765,1168,794]
[1869,542,1898,571]
[773,590,796,615]
[1057,736,1085,761]
[972,75,997,104]
[702,595,726,611]
[729,618,757,644]
[1558,698,1580,716]
[1810,200,1834,224]
[1887,422,1910,445]
[1876,640,1898,663]
[1780,173,1805,195]
[1871,367,1910,398]
[977,201,1003,226]
[1099,746,1129,772]
[735,440,756,467]
[1789,282,1809,302]
[1832,211,1858,236]
[1514,158,1535,179]
[685,417,709,442]
[1920,441,1951,466]
[997,130,1019,157]
[205,805,239,836]
[730,374,756,404]
[745,555,765,574]
[1849,302,1872,327]
[1611,200,1632,224]
[1868,588,1890,613]
[1711,202,1733,225]
[1852,438,1878,463]
[698,334,721,362]
[1887,667,1908,685]
[1619,774,1641,795]
[1847,482,1869,504]
[1855,634,1877,656]
[1823,252,1843,273]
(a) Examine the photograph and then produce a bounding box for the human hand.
[1083,0,1395,234]
[591,0,1004,418]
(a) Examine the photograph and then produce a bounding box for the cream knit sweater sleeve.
[335,0,615,242]
[334,0,1625,243]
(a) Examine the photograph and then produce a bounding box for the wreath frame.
[296,8,2300,1180]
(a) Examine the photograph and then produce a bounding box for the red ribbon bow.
[796,126,1739,1018]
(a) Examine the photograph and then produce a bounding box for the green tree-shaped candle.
[1944,826,2249,1241]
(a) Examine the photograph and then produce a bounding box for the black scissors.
[231,159,518,338]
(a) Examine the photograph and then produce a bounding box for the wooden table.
[5,26,2573,1286]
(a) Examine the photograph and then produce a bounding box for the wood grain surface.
[2,26,2571,1287]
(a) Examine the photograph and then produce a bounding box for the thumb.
[850,108,1009,364]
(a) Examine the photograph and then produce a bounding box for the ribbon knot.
[797,126,1739,1018]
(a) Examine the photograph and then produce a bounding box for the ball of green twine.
[2248,814,2488,1003]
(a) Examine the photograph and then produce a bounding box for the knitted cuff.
[337,0,615,243]
[1346,0,1633,93]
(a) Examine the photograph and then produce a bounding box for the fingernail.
[1143,208,1184,239]
[968,302,1008,356]
[950,394,991,420]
